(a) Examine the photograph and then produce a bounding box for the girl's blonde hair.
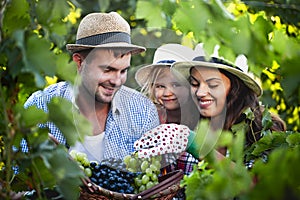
[140,66,170,104]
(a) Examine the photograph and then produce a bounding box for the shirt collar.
[111,86,123,115]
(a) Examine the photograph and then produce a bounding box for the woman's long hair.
[221,69,286,146]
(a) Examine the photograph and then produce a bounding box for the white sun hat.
[135,43,198,87]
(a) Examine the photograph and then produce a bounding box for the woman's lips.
[198,99,214,109]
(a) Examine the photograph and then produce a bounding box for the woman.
[174,56,286,148]
[135,43,200,175]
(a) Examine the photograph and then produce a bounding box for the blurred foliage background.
[0,0,299,199]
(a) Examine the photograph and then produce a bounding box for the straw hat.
[135,43,197,87]
[66,12,145,54]
[171,55,263,96]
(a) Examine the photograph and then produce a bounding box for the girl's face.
[189,67,231,118]
[154,68,190,111]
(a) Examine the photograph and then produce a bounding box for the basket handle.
[130,170,184,200]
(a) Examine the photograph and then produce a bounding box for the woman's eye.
[208,84,218,88]
[189,81,199,87]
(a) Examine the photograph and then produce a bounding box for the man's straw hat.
[66,12,145,54]
[135,43,197,87]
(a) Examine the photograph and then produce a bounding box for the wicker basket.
[80,170,184,200]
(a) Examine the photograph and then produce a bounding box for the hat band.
[193,56,243,72]
[76,32,131,46]
[157,60,176,64]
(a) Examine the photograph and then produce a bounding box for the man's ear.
[72,53,83,71]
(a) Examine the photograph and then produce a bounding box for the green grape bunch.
[69,150,92,177]
[123,153,162,193]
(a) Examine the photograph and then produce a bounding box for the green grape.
[127,168,135,172]
[149,164,159,173]
[82,157,90,167]
[151,173,158,182]
[129,157,138,170]
[134,177,142,187]
[141,160,149,172]
[146,181,154,190]
[76,152,87,163]
[145,168,153,177]
[139,185,146,193]
[141,174,150,185]
[123,154,131,166]
[79,165,84,171]
[69,150,77,159]
[84,167,92,177]
[153,160,161,169]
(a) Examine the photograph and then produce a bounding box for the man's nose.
[109,72,122,86]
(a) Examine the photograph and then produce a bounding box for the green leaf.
[217,130,233,147]
[208,161,252,199]
[19,105,48,127]
[247,15,273,67]
[251,132,288,156]
[136,0,166,28]
[26,35,57,76]
[272,30,300,59]
[230,127,245,164]
[181,161,214,200]
[244,107,255,121]
[173,1,210,36]
[193,120,222,158]
[2,0,30,36]
[56,53,77,84]
[27,129,50,150]
[286,133,300,147]
[251,146,300,199]
[48,97,92,146]
[262,107,273,131]
[230,15,252,54]
[48,147,83,200]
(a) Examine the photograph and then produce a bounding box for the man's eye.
[103,67,111,72]
[121,68,129,73]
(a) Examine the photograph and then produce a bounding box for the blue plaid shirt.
[22,81,160,159]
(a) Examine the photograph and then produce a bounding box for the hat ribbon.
[156,60,176,64]
[76,31,131,46]
[193,56,244,72]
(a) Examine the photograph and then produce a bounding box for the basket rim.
[81,170,184,199]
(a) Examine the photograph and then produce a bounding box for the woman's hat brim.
[172,61,262,97]
[66,42,146,55]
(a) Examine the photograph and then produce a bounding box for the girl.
[135,44,200,175]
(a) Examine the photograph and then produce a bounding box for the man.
[23,12,160,161]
